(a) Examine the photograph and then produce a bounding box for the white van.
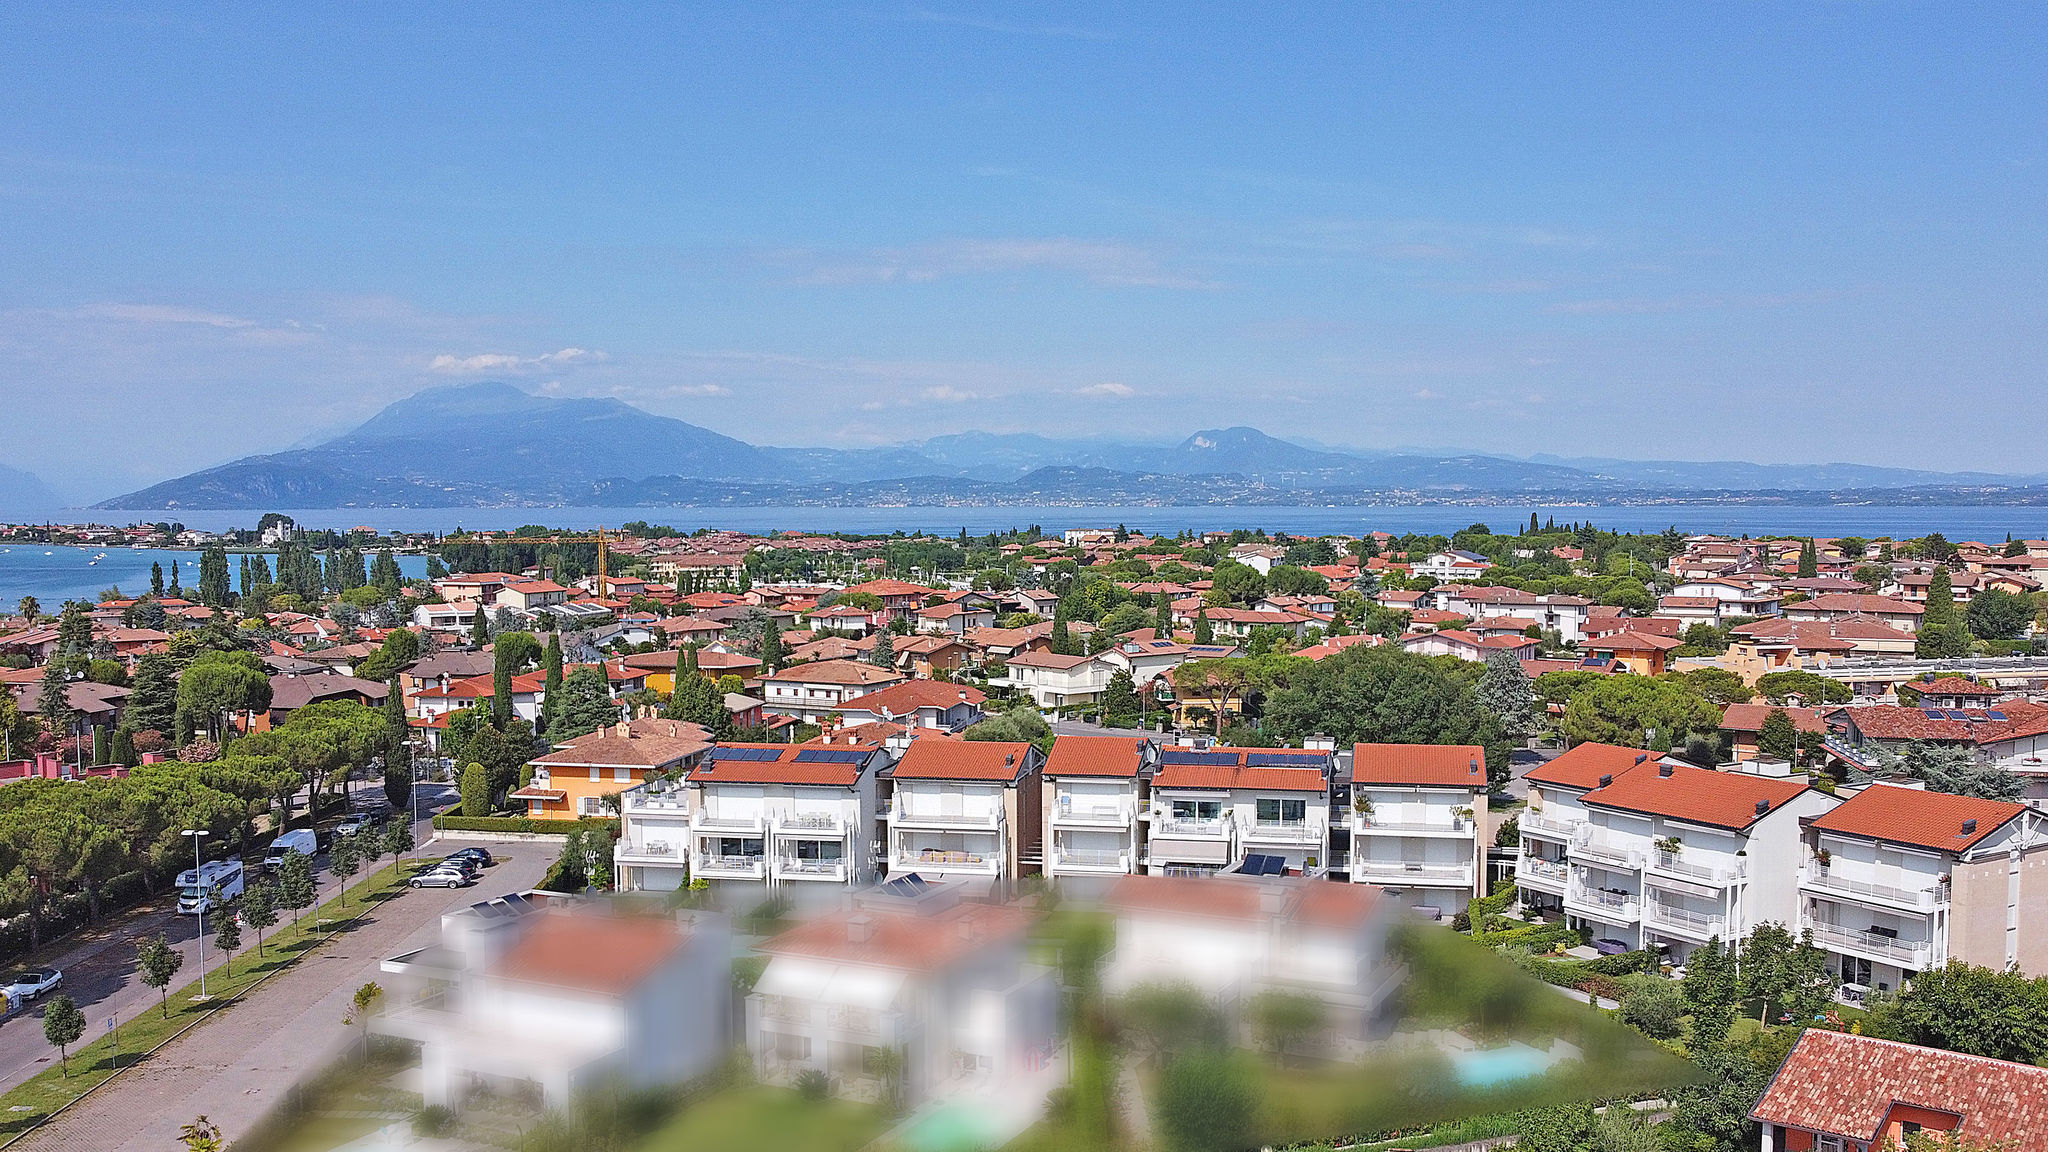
[176,860,245,914]
[264,829,318,869]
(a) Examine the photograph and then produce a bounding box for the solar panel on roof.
[1922,709,1945,720]
[1238,853,1270,874]
[881,873,930,896]
[1244,751,1322,767]
[1988,710,2009,721]
[793,748,869,763]
[1161,750,1239,767]
[501,892,532,909]
[712,747,783,762]
[1945,710,1971,721]
[1261,855,1288,875]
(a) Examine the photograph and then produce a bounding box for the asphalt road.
[0,776,457,1095]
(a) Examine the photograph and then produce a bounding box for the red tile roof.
[1152,747,1329,792]
[1581,761,1810,830]
[761,903,1034,971]
[493,914,687,997]
[760,659,902,686]
[1717,704,1828,735]
[1806,781,2024,853]
[1795,592,1924,615]
[1908,676,2002,696]
[1045,736,1149,778]
[891,736,1037,782]
[534,721,710,769]
[1350,743,1488,788]
[1751,1030,2048,1152]
[1841,705,1977,742]
[837,679,985,717]
[1523,742,1662,791]
[688,741,876,786]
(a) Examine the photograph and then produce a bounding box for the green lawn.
[0,858,428,1141]
[637,1086,889,1152]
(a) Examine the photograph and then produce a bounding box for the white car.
[408,869,475,889]
[4,969,62,1002]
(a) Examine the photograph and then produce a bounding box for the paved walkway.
[13,842,550,1152]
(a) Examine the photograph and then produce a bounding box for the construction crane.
[441,527,617,595]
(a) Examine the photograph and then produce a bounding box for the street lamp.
[182,829,210,1000]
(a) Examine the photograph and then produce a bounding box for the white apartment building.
[1799,782,2048,1001]
[884,736,1044,897]
[1516,742,1838,962]
[755,659,904,724]
[992,651,1116,711]
[637,740,886,905]
[1431,586,1594,643]
[1144,744,1333,878]
[748,891,1057,1109]
[1413,550,1492,581]
[1040,736,1154,884]
[1347,743,1488,914]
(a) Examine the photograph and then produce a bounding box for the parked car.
[408,869,475,889]
[434,857,482,879]
[335,812,384,838]
[445,847,493,867]
[263,828,318,869]
[4,969,62,1002]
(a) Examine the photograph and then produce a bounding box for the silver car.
[408,868,475,889]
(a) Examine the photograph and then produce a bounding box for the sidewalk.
[11,844,550,1152]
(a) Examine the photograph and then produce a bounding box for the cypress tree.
[470,606,490,648]
[1797,539,1817,579]
[1924,567,1957,629]
[541,632,564,733]
[166,561,181,597]
[1193,608,1214,645]
[150,562,165,598]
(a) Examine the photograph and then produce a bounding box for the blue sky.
[2,4,2043,499]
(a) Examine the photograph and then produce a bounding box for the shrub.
[431,814,615,836]
[794,1068,830,1102]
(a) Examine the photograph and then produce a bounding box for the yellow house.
[510,719,712,821]
[620,648,762,697]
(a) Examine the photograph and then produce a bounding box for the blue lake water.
[0,545,430,611]
[24,504,2048,541]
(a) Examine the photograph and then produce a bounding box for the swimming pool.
[1450,1043,1555,1087]
[900,1102,1004,1152]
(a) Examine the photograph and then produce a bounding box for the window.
[614,767,631,782]
[718,837,765,858]
[1257,798,1306,824]
[589,767,600,782]
[1171,800,1222,821]
[793,840,843,861]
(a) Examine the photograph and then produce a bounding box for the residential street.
[13,837,550,1152]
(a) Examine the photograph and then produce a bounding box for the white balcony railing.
[888,802,1001,828]
[1350,859,1475,885]
[775,858,849,881]
[693,811,766,832]
[1643,901,1727,938]
[1241,817,1326,844]
[1571,839,1644,870]
[614,839,683,861]
[1650,850,1746,885]
[1519,811,1579,839]
[1801,867,1949,912]
[1152,816,1232,838]
[695,853,766,877]
[1052,848,1131,872]
[1356,815,1474,835]
[897,847,999,874]
[622,788,690,815]
[1053,799,1136,826]
[1566,885,1640,921]
[1806,921,1934,966]
[774,811,848,834]
[1516,856,1568,886]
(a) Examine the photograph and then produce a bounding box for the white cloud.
[920,385,979,403]
[1073,381,1135,398]
[428,347,605,373]
[793,237,1215,290]
[74,302,258,328]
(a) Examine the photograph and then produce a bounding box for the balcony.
[1642,901,1727,940]
[1570,838,1644,871]
[614,839,685,863]
[694,853,767,879]
[1355,815,1475,837]
[887,802,1001,830]
[1518,810,1579,840]
[1806,921,1934,967]
[692,810,765,834]
[1515,855,1568,891]
[1151,815,1232,838]
[1351,859,1476,887]
[1565,884,1640,923]
[1241,817,1327,845]
[1052,798,1136,827]
[894,847,1000,875]
[1648,850,1747,886]
[774,858,849,883]
[621,787,690,815]
[1050,847,1132,874]
[772,811,849,836]
[1800,867,1949,914]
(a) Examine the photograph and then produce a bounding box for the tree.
[330,831,363,909]
[197,545,233,608]
[1680,935,1740,1048]
[1157,1051,1260,1152]
[470,606,490,648]
[1881,740,2024,801]
[125,656,172,743]
[546,666,619,742]
[176,650,272,742]
[37,660,77,744]
[41,994,84,1078]
[179,1116,225,1152]
[539,631,564,733]
[1264,645,1509,783]
[354,628,420,683]
[1866,960,2048,1064]
[1192,608,1214,645]
[460,762,491,817]
[1247,988,1325,1059]
[1678,666,1754,705]
[759,619,784,671]
[344,981,384,1057]
[1967,587,2032,641]
[1558,675,1722,749]
[213,910,242,976]
[1755,670,1851,706]
[1916,623,1973,659]
[1756,707,1800,762]
[151,562,165,598]
[138,931,186,1018]
[1737,922,1833,1024]
[1617,973,1685,1039]
[382,815,416,860]
[868,628,896,668]
[278,849,316,926]
[1923,566,1957,629]
[241,881,279,956]
[1100,669,1141,729]
[1796,539,1817,578]
[1476,650,1536,742]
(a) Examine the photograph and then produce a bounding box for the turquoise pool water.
[1451,1044,1554,1087]
[901,1102,1001,1152]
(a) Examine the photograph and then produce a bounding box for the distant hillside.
[0,464,60,515]
[96,380,2048,509]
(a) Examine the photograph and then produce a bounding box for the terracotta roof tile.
[1045,736,1150,778]
[1807,781,2024,853]
[1750,1030,2048,1151]
[492,914,687,997]
[891,736,1038,782]
[1351,743,1488,788]
[1523,742,1662,791]
[1582,761,1810,830]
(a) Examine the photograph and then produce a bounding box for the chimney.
[1962,818,1978,834]
[1598,774,1613,788]
[1633,754,1648,765]
[1755,799,1771,816]
[1659,763,1673,778]
[1468,758,1479,775]
[846,914,874,944]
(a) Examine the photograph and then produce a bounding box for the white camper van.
[176,859,245,914]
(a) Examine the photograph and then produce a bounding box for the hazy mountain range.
[93,381,2048,509]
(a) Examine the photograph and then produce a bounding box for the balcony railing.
[775,858,848,880]
[1241,817,1326,843]
[888,803,1000,828]
[1651,851,1746,885]
[615,839,683,860]
[1566,885,1640,921]
[1571,839,1644,870]
[1518,811,1578,839]
[1053,848,1131,872]
[774,811,847,833]
[1356,816,1473,835]
[1152,816,1232,838]
[694,853,766,876]
[1351,860,1475,885]
[1516,856,1568,885]
[622,789,690,814]
[693,811,765,832]
[1054,800,1135,826]
[1806,921,1934,966]
[1801,867,1949,912]
[1643,901,1727,937]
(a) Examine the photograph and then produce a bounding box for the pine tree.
[470,606,490,648]
[1101,669,1140,728]
[1193,608,1214,645]
[1477,650,1536,747]
[1757,707,1799,762]
[868,629,896,668]
[1923,566,1957,629]
[150,562,164,598]
[1797,539,1817,579]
